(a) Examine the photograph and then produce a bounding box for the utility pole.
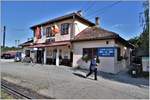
[3,26,6,47]
[17,40,20,48]
[15,40,17,47]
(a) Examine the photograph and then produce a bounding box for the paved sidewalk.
[1,62,149,99]
[73,68,149,88]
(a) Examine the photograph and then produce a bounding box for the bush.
[96,57,100,63]
[81,55,91,63]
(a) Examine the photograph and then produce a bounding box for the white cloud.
[111,24,123,29]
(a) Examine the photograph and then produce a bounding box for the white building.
[20,11,134,74]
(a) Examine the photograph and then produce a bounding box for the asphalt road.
[1,60,149,99]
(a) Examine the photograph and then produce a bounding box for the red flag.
[35,27,41,39]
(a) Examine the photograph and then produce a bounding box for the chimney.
[95,17,100,27]
[77,10,82,16]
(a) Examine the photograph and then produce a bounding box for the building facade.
[20,11,134,74]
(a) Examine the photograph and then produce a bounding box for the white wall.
[74,20,89,36]
[33,19,73,43]
[33,19,89,43]
[72,39,117,73]
[114,42,131,72]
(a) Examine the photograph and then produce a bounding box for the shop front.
[28,41,72,66]
[46,46,73,66]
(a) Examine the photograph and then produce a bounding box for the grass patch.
[1,89,14,99]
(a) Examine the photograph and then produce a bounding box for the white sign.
[142,57,149,72]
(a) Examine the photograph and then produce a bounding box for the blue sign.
[98,47,115,57]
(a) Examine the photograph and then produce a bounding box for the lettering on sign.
[98,47,115,57]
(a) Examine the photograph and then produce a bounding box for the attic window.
[106,41,109,44]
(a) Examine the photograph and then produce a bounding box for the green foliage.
[128,36,141,47]
[96,57,100,63]
[81,55,91,63]
[1,46,21,52]
[128,1,149,56]
[139,1,149,55]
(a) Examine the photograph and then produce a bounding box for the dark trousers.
[86,68,97,80]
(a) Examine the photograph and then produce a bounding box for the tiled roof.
[30,13,95,29]
[72,26,134,48]
[74,26,118,41]
[19,40,33,47]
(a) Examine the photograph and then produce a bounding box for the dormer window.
[61,23,70,35]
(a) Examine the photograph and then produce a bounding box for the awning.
[28,41,71,48]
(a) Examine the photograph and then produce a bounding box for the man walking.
[85,56,99,80]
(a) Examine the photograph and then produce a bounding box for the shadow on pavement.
[73,72,86,78]
[72,68,149,87]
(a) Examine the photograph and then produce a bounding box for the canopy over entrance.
[28,41,71,48]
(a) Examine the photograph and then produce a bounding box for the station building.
[20,11,134,74]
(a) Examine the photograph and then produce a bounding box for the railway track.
[1,79,52,99]
[1,84,31,99]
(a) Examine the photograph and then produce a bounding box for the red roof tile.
[74,26,117,40]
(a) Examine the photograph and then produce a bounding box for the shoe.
[94,78,97,80]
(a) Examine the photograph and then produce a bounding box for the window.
[61,23,69,35]
[43,27,46,36]
[25,50,30,57]
[106,41,109,44]
[83,48,98,59]
[46,27,54,37]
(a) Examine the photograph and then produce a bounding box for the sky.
[1,1,144,47]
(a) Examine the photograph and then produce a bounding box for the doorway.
[37,49,44,64]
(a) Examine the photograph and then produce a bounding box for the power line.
[86,0,122,19]
[84,1,96,14]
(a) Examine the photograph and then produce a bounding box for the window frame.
[46,26,54,37]
[61,23,70,35]
[83,48,98,59]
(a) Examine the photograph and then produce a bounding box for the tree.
[139,0,149,55]
[128,36,141,47]
[128,1,149,56]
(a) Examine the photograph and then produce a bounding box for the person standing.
[85,56,99,80]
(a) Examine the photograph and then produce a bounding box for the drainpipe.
[71,14,75,40]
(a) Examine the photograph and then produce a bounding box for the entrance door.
[52,49,57,65]
[70,51,73,66]
[37,49,44,64]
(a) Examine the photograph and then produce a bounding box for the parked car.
[1,51,16,59]
[1,53,11,59]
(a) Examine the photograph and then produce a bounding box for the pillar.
[56,48,59,66]
[44,48,47,64]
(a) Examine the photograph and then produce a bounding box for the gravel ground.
[1,61,149,99]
